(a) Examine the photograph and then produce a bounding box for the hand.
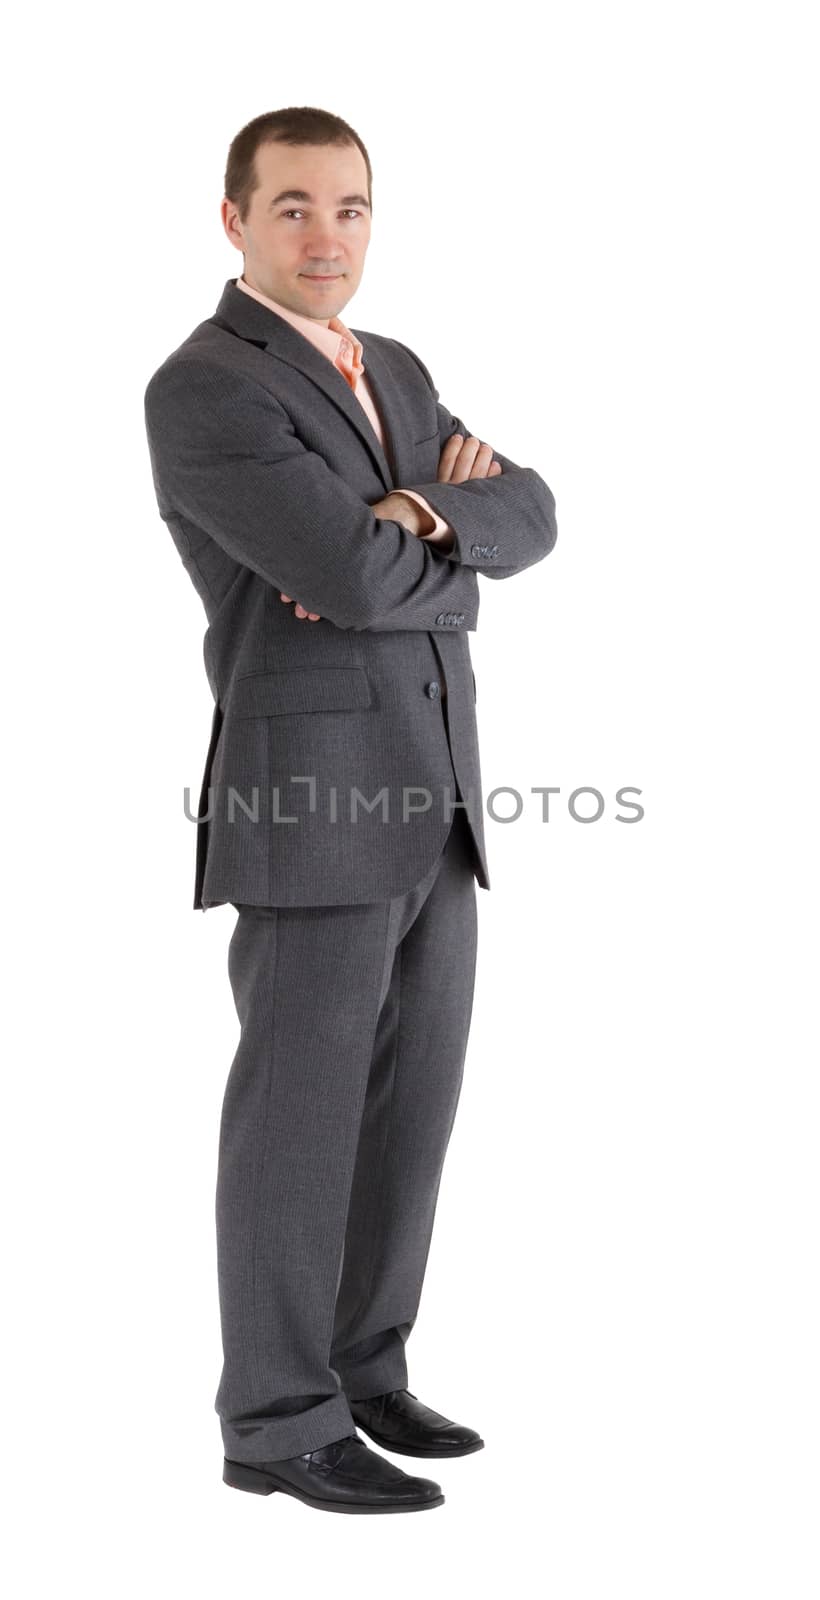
[437,433,503,484]
[280,593,321,620]
[369,490,430,535]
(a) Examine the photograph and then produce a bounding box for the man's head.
[222,106,372,325]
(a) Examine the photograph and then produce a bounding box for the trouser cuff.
[221,1391,356,1464]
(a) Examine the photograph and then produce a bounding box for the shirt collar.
[235,274,364,373]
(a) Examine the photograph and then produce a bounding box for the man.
[143,105,557,1515]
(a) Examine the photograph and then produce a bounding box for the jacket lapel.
[210,279,406,495]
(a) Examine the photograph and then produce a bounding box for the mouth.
[300,273,343,282]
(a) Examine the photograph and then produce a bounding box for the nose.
[309,223,349,254]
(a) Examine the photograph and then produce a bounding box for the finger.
[467,440,495,480]
[449,435,484,484]
[308,613,320,621]
[488,459,503,475]
[294,603,309,618]
[437,432,463,483]
[280,593,292,602]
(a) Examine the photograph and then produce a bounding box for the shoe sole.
[223,1457,444,1513]
[352,1421,485,1458]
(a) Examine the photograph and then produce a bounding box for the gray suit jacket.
[143,277,557,909]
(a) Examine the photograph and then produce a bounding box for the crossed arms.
[281,445,501,619]
[144,342,557,634]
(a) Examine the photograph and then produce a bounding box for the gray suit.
[143,278,557,1461]
[144,278,556,910]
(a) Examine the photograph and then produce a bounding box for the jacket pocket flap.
[231,666,372,718]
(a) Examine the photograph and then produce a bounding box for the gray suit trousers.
[214,806,479,1463]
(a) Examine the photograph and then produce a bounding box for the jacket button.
[426,681,440,699]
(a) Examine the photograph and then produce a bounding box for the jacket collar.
[209,277,413,495]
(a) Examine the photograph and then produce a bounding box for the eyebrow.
[269,189,371,212]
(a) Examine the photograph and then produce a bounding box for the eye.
[281,209,362,220]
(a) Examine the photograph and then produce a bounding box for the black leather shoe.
[348,1389,485,1457]
[223,1433,444,1513]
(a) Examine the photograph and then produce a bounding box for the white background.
[4,1,818,1593]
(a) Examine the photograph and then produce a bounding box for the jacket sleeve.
[143,356,479,633]
[390,338,558,579]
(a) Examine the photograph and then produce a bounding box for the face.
[221,140,372,324]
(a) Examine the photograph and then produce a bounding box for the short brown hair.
[224,106,373,223]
